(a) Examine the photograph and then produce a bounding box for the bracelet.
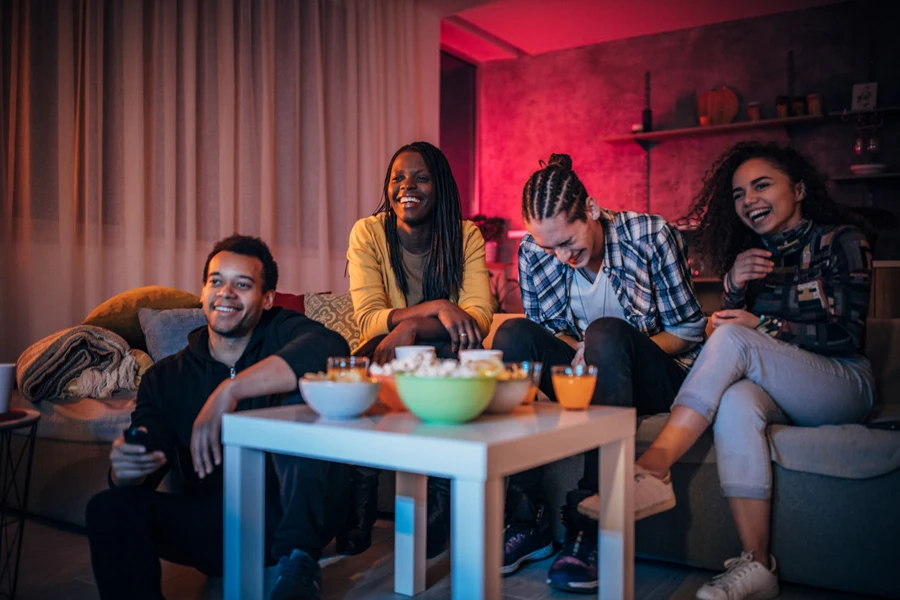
[757,314,765,326]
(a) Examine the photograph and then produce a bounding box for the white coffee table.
[222,402,635,600]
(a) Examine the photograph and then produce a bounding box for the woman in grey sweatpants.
[582,143,876,600]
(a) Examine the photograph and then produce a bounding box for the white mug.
[458,349,503,364]
[0,363,16,414]
[394,346,437,361]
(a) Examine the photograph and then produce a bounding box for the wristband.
[758,314,765,325]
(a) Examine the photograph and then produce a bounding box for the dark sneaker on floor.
[426,477,451,558]
[502,492,554,576]
[546,491,598,594]
[270,548,322,600]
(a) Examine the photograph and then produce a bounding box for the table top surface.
[222,403,635,479]
[0,408,40,430]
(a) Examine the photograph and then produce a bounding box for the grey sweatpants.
[672,323,875,500]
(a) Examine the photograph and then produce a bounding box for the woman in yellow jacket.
[339,141,494,558]
[348,140,493,363]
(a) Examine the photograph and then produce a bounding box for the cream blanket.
[16,325,138,402]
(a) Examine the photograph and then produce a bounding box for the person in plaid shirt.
[594,142,874,600]
[492,153,707,592]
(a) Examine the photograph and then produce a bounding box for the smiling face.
[526,200,604,270]
[732,158,805,235]
[201,251,274,339]
[388,151,435,228]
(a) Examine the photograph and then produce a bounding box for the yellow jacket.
[347,213,493,346]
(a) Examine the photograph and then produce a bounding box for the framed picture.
[851,82,878,112]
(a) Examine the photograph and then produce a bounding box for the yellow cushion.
[304,292,360,353]
[83,286,201,351]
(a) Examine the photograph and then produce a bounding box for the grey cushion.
[768,423,900,479]
[138,308,206,362]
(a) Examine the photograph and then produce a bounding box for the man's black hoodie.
[127,306,350,496]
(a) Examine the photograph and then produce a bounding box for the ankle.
[750,551,771,569]
[635,461,668,480]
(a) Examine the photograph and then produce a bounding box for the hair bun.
[547,153,572,170]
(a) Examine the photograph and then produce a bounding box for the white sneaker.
[576,464,676,521]
[694,552,780,600]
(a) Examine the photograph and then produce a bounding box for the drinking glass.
[551,365,598,410]
[326,356,370,382]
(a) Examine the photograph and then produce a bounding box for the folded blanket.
[16,325,137,402]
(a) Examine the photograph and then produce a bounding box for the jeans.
[673,323,875,500]
[493,317,686,502]
[86,455,350,600]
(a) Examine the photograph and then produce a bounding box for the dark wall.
[477,0,900,257]
[441,52,477,218]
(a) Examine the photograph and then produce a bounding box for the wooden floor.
[13,517,868,600]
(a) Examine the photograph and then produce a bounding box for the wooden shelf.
[832,173,900,183]
[827,106,900,118]
[602,115,824,145]
[602,106,900,146]
[692,277,722,283]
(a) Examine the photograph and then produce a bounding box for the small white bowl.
[486,379,532,414]
[458,349,503,364]
[394,346,437,360]
[299,379,380,419]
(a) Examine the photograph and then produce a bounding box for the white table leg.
[224,444,266,600]
[598,435,634,600]
[394,471,428,596]
[450,477,503,600]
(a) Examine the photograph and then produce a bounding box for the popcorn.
[370,355,498,378]
[303,369,367,383]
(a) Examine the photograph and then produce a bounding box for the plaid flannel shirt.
[518,207,706,371]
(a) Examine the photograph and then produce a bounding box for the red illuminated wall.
[476,2,899,259]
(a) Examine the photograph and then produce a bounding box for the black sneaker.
[426,477,451,559]
[502,492,554,576]
[546,491,598,594]
[271,548,322,600]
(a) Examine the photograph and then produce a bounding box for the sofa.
[490,316,900,599]
[9,293,899,598]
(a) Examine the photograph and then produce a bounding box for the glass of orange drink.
[326,357,370,382]
[551,365,598,410]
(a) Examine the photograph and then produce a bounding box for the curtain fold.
[0,0,441,361]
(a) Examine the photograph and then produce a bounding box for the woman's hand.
[711,309,760,330]
[373,321,418,365]
[191,381,238,479]
[727,248,774,288]
[436,301,483,352]
[570,342,586,367]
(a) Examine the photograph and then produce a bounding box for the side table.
[0,409,40,600]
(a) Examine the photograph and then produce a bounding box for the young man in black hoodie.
[86,235,351,600]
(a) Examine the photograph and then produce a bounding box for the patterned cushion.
[304,292,360,353]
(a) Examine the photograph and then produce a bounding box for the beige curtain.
[0,0,441,362]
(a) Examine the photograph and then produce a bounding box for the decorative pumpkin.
[697,86,739,126]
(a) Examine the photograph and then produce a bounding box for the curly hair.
[372,141,464,301]
[687,142,860,277]
[203,234,278,292]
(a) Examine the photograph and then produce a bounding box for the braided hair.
[686,141,864,278]
[373,141,464,301]
[522,153,590,223]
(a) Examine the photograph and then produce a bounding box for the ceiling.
[440,0,845,63]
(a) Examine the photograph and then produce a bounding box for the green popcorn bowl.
[394,375,496,424]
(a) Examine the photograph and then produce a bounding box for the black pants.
[492,317,686,502]
[86,455,350,600]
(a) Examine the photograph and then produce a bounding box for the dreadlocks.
[522,153,589,223]
[686,141,864,278]
[373,141,464,301]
